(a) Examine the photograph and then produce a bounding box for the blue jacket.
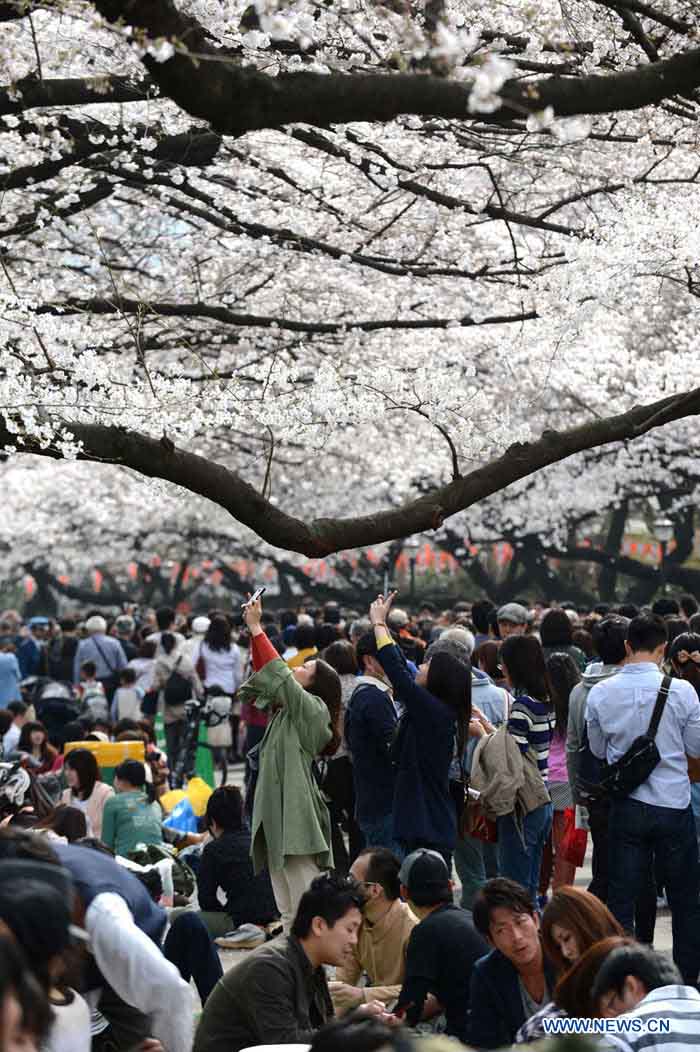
[344,679,396,823]
[377,643,456,848]
[467,947,557,1049]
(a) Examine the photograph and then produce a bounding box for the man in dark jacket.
[468,878,557,1049]
[344,633,398,850]
[394,849,488,1042]
[194,873,387,1052]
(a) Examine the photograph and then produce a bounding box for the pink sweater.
[548,731,568,784]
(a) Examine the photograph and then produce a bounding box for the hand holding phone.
[241,586,266,609]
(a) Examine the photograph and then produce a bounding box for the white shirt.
[587,663,700,810]
[2,722,20,755]
[603,984,700,1051]
[43,989,91,1052]
[193,641,243,695]
[85,892,193,1052]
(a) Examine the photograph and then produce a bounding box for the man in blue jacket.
[344,633,397,850]
[468,878,556,1049]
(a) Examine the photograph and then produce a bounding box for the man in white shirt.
[593,942,700,1052]
[2,700,27,755]
[586,613,700,983]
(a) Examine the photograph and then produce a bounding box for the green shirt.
[101,790,163,857]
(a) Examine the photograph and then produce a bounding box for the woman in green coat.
[239,596,342,932]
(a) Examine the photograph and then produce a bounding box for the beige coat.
[333,898,417,1011]
[62,780,114,839]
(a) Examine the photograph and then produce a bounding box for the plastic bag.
[560,806,588,867]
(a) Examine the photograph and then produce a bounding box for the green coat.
[239,658,333,874]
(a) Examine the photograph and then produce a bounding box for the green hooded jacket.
[238,658,333,874]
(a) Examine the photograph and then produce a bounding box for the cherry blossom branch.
[87,0,700,134]
[3,385,700,556]
[35,297,538,334]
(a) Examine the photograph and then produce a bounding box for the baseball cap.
[27,616,49,627]
[115,615,135,633]
[497,602,530,625]
[192,616,210,635]
[398,848,450,897]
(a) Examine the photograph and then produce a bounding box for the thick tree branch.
[88,0,700,134]
[0,76,154,117]
[4,386,700,556]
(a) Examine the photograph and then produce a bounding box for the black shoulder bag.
[598,675,671,800]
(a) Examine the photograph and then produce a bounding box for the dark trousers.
[163,912,223,1004]
[608,797,700,983]
[92,982,151,1052]
[323,756,364,875]
[589,798,657,943]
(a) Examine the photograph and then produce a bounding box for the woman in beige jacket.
[61,748,113,839]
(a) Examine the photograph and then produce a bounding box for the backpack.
[163,656,192,707]
[81,683,109,722]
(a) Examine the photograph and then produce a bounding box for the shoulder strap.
[647,675,671,740]
[502,689,510,723]
[91,636,115,675]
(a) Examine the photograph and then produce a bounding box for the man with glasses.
[330,848,416,1014]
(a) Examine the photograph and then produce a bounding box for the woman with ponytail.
[100,758,163,856]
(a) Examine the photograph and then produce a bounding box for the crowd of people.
[1,590,700,1051]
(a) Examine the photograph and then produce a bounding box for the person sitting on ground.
[0,828,191,1052]
[331,847,417,1015]
[16,721,57,774]
[591,942,700,1050]
[37,805,88,843]
[110,668,142,723]
[193,786,278,945]
[393,849,488,1042]
[100,759,163,858]
[61,749,113,839]
[0,867,91,1052]
[0,929,53,1052]
[468,877,557,1049]
[194,873,389,1052]
[514,886,624,1042]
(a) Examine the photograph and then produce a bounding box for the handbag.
[463,797,498,842]
[598,676,671,800]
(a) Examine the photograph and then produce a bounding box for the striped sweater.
[507,694,555,780]
[603,985,700,1052]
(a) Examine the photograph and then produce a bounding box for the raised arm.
[369,593,443,725]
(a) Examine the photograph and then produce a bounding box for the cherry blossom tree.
[2,0,700,557]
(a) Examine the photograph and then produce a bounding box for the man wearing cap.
[393,849,488,1042]
[114,615,138,661]
[182,615,210,663]
[496,603,530,640]
[73,616,126,699]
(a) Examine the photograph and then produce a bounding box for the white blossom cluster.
[1,0,700,557]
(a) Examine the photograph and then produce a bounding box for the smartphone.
[242,586,266,608]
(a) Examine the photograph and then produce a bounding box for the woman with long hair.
[60,748,113,839]
[668,631,700,852]
[195,616,244,761]
[539,609,588,671]
[17,721,57,774]
[495,635,555,901]
[239,594,342,932]
[100,759,163,857]
[319,640,363,872]
[369,592,470,870]
[538,653,582,898]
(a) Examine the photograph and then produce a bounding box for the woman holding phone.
[239,591,343,932]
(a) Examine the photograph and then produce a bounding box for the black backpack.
[578,676,670,802]
[163,656,192,707]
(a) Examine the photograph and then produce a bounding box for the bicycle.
[170,693,232,789]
